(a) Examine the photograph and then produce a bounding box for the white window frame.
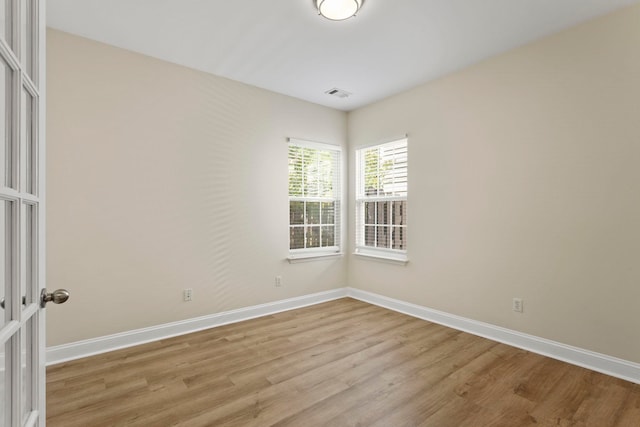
[287,138,342,262]
[355,138,408,264]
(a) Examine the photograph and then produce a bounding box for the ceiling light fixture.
[316,0,364,21]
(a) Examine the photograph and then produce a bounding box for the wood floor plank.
[615,387,640,426]
[46,298,640,426]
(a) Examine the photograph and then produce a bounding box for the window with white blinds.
[288,139,341,257]
[355,138,407,261]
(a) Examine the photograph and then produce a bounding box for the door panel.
[19,2,28,77]
[1,342,6,427]
[20,324,27,423]
[1,58,9,189]
[0,1,45,426]
[22,202,35,307]
[0,1,8,47]
[0,197,12,330]
[19,87,29,193]
[20,319,34,425]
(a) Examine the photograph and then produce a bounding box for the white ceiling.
[47,0,640,111]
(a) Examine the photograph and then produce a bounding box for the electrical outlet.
[512,298,523,313]
[183,288,193,302]
[275,276,282,287]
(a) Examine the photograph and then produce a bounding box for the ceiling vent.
[325,88,352,98]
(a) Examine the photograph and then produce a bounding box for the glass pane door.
[0,0,45,426]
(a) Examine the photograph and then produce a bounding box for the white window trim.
[287,250,343,263]
[353,248,408,265]
[355,137,408,264]
[288,138,341,152]
[287,138,343,262]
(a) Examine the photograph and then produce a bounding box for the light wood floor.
[47,298,640,426]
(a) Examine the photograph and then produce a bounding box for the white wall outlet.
[512,298,523,313]
[275,276,282,287]
[183,288,193,302]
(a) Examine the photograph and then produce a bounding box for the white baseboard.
[346,287,640,385]
[47,286,640,385]
[46,288,348,365]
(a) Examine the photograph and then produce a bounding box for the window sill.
[353,250,408,266]
[287,252,343,264]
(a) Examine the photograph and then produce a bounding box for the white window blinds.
[288,139,341,254]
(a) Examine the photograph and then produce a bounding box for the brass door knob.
[40,289,70,308]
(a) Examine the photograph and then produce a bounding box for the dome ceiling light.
[316,0,364,21]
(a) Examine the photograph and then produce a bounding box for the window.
[288,139,341,259]
[355,138,408,262]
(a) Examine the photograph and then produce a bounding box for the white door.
[1,1,64,426]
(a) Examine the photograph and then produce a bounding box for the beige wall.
[348,5,640,363]
[46,29,348,346]
[48,4,640,364]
